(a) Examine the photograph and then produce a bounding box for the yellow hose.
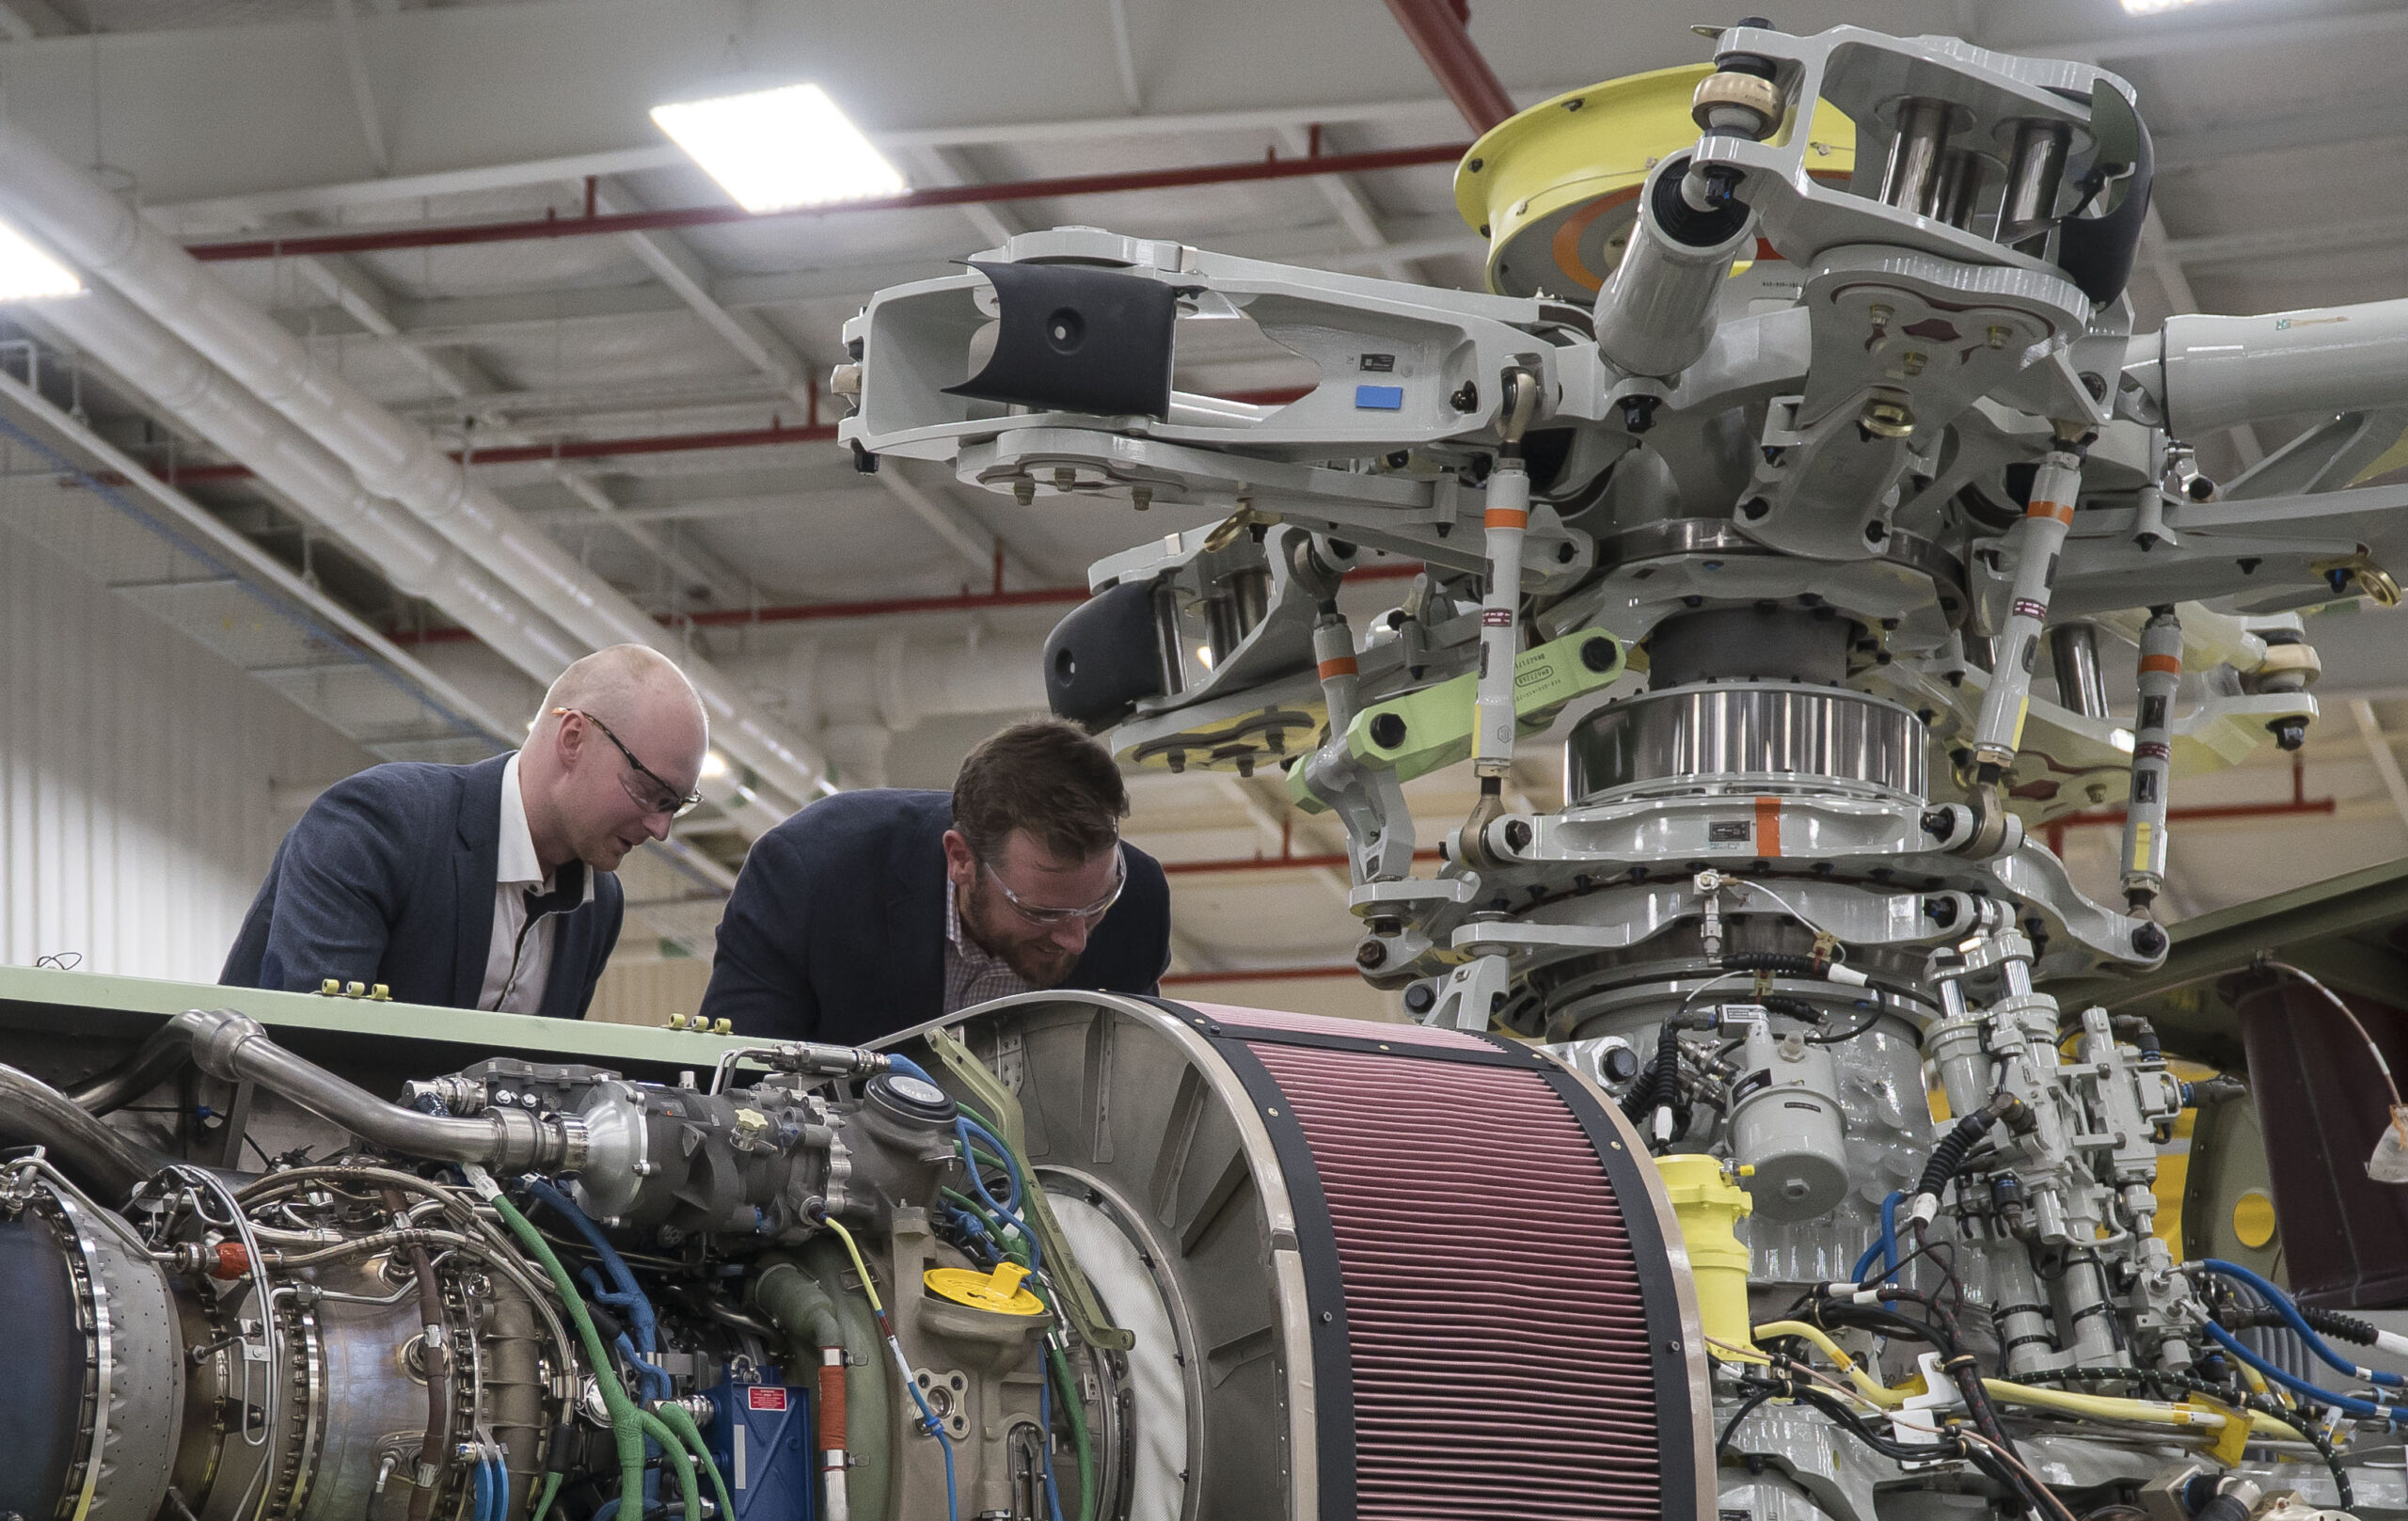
[1982,1380,2298,1439]
[1751,1321,1910,1408]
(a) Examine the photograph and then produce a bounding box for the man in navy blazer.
[701,719,1170,1046]
[222,645,710,1020]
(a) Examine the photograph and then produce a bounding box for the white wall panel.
[0,522,372,983]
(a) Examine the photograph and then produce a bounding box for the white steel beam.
[546,465,759,610]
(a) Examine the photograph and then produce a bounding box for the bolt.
[1013,476,1036,506]
[1987,325,2010,349]
[1861,396,1914,438]
[1133,484,1152,511]
[1369,712,1407,749]
[1354,940,1388,971]
[1899,351,1926,377]
[1403,982,1436,1014]
[1054,466,1077,492]
[1450,380,1480,413]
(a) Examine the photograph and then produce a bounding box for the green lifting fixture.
[1288,628,1626,813]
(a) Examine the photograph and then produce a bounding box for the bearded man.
[700,718,1170,1043]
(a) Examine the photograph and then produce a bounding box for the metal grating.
[1243,1028,1673,1520]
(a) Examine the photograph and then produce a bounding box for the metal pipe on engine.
[171,1008,584,1171]
[2121,608,2181,912]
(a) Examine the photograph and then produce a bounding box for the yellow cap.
[1451,64,1857,298]
[320,978,341,996]
[712,1018,734,1035]
[924,1260,1047,1317]
[369,983,391,1002]
[667,1011,688,1029]
[344,980,367,997]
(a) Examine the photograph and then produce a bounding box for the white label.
[734,1425,747,1492]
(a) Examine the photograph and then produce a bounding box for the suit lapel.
[452,753,509,1008]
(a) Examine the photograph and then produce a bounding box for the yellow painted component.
[2149,1057,2217,1260]
[1656,1154,1754,1357]
[924,1260,1048,1317]
[2232,1189,2279,1249]
[1451,64,1858,298]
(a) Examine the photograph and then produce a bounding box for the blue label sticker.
[1354,384,1405,410]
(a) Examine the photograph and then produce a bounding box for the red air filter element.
[1180,1002,1705,1521]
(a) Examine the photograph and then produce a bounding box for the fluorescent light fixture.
[2120,0,2231,14]
[651,83,906,212]
[0,219,80,300]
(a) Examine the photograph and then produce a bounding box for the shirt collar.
[498,752,597,906]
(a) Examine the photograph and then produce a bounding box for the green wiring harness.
[463,1106,1095,1521]
[950,1104,1099,1521]
[469,1166,647,1513]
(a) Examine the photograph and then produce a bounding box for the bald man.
[222,644,708,1019]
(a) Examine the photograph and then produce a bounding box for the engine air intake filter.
[944,993,1710,1521]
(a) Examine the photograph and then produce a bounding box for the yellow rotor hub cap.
[925,1260,1048,1316]
[1452,64,1858,299]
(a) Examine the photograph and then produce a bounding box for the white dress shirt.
[480,753,595,1014]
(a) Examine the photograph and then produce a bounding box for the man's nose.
[643,809,673,842]
[1050,916,1095,957]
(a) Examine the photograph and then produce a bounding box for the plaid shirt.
[943,885,1032,1014]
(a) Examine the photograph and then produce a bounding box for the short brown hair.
[952,719,1128,863]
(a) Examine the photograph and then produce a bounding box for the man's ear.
[940,828,976,885]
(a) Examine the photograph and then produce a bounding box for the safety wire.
[818,1211,960,1521]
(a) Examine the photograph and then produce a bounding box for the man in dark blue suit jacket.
[701,720,1170,1046]
[223,646,709,1020]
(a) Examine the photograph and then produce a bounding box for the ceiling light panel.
[0,220,81,300]
[651,83,907,213]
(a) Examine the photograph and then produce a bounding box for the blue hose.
[956,1117,1039,1270]
[1851,1191,1906,1285]
[883,1053,936,1086]
[526,1179,657,1356]
[2200,1259,2406,1387]
[2203,1321,2400,1422]
[902,1371,960,1521]
[471,1449,496,1521]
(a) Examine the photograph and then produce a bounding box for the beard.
[959,884,1081,988]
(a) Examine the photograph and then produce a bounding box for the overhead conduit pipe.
[24,282,590,683]
[0,119,828,810]
[20,283,790,837]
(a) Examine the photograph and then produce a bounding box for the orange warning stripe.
[2138,654,2181,675]
[1484,506,1529,531]
[2025,499,2074,526]
[1754,795,1782,857]
[1317,656,1359,681]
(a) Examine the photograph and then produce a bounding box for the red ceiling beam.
[181,143,1473,263]
[1382,0,1517,134]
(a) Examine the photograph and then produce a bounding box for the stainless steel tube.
[2049,623,2110,720]
[0,1064,178,1197]
[1934,150,1984,230]
[172,1008,579,1170]
[2001,119,2071,248]
[1879,98,1953,216]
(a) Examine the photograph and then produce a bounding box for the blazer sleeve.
[700,832,821,1040]
[251,774,417,993]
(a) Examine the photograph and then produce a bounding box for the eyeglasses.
[554,706,704,818]
[980,850,1125,927]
